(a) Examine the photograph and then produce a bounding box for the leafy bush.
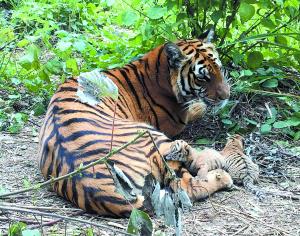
[0,0,299,139]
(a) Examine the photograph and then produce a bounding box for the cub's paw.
[165,140,191,162]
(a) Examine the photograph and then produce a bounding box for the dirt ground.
[0,114,299,236]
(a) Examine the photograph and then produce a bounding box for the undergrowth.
[0,0,299,139]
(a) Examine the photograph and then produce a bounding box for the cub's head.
[164,29,230,106]
[207,169,234,190]
[224,134,245,151]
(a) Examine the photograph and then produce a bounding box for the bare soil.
[0,110,299,235]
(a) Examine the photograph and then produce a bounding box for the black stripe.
[57,109,111,123]
[127,63,160,129]
[180,64,191,95]
[143,66,186,126]
[155,46,165,88]
[119,69,143,111]
[63,130,145,142]
[182,45,190,51]
[102,70,126,90]
[56,86,77,93]
[59,117,105,129]
[186,49,194,55]
[66,77,77,83]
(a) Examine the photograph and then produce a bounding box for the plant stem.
[219,0,240,46]
[110,99,118,151]
[146,131,176,179]
[248,89,300,99]
[241,13,300,54]
[0,131,147,199]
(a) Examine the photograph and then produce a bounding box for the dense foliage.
[0,0,299,139]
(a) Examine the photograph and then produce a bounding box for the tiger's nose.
[216,83,230,100]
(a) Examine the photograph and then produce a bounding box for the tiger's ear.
[198,28,214,43]
[164,43,186,68]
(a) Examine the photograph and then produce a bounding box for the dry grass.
[0,109,299,235]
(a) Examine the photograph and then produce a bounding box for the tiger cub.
[166,135,263,198]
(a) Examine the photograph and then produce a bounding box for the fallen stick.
[27,210,84,230]
[0,205,132,235]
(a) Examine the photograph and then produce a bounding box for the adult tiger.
[38,29,232,217]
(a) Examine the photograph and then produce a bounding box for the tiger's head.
[164,29,230,107]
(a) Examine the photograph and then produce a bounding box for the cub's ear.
[198,28,214,43]
[164,43,185,68]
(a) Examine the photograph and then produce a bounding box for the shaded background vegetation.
[0,0,299,141]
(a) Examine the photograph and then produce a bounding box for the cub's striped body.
[220,135,264,198]
[38,29,232,217]
[165,135,260,185]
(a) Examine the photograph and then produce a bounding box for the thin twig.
[0,216,49,225]
[0,130,147,199]
[231,225,249,236]
[110,100,118,152]
[219,0,240,46]
[0,203,82,212]
[223,7,278,54]
[0,206,133,235]
[27,211,84,230]
[241,13,300,54]
[146,130,176,179]
[214,203,290,234]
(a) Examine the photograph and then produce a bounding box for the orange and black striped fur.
[38,29,232,217]
[167,135,262,198]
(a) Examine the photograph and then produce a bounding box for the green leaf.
[17,39,30,47]
[196,138,213,145]
[260,124,272,134]
[261,79,278,88]
[222,119,233,125]
[247,51,263,68]
[0,185,8,194]
[19,45,40,70]
[73,40,86,52]
[127,208,153,235]
[39,69,50,83]
[273,117,300,128]
[66,58,79,75]
[56,41,72,51]
[121,11,138,26]
[240,70,253,77]
[77,70,119,104]
[244,118,258,125]
[146,7,167,19]
[8,222,27,236]
[211,10,222,23]
[105,0,115,6]
[22,229,41,236]
[33,103,46,116]
[275,36,287,45]
[85,228,94,236]
[261,19,276,29]
[23,179,31,188]
[239,3,255,23]
[293,131,300,141]
[45,59,62,75]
